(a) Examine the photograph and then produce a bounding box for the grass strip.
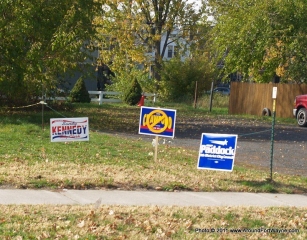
[0,205,305,239]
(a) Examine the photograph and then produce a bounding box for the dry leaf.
[94,197,102,209]
[77,220,85,228]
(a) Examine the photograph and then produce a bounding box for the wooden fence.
[229,82,307,118]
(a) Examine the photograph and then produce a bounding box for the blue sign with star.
[197,133,238,172]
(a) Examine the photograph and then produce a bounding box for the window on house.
[174,46,179,57]
[149,65,155,78]
[168,45,173,58]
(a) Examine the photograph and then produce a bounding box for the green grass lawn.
[0,102,304,192]
[0,205,305,239]
[0,102,306,239]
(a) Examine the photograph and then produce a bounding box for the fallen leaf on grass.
[77,220,85,228]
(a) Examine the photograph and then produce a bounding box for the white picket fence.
[88,91,157,105]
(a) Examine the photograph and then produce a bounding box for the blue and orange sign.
[138,107,176,138]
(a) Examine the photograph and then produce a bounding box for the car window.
[213,87,230,94]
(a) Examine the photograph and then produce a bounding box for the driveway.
[175,121,307,177]
[113,120,307,177]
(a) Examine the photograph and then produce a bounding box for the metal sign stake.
[270,87,277,181]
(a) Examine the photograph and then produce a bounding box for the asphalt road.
[115,122,307,177]
[175,120,307,142]
[174,121,307,177]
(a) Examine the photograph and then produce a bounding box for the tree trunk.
[154,39,162,81]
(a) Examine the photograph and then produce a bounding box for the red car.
[293,94,307,127]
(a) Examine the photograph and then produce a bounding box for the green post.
[270,87,277,181]
[41,83,44,131]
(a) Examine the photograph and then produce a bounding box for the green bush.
[158,56,215,102]
[69,77,91,103]
[123,78,142,105]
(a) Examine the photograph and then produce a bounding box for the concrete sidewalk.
[0,189,306,207]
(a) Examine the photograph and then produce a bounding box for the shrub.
[123,78,142,105]
[69,77,91,103]
[158,56,215,102]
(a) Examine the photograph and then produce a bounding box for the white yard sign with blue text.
[197,133,238,172]
[50,117,89,142]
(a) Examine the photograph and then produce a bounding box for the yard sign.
[50,117,89,142]
[197,133,238,171]
[138,106,176,138]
